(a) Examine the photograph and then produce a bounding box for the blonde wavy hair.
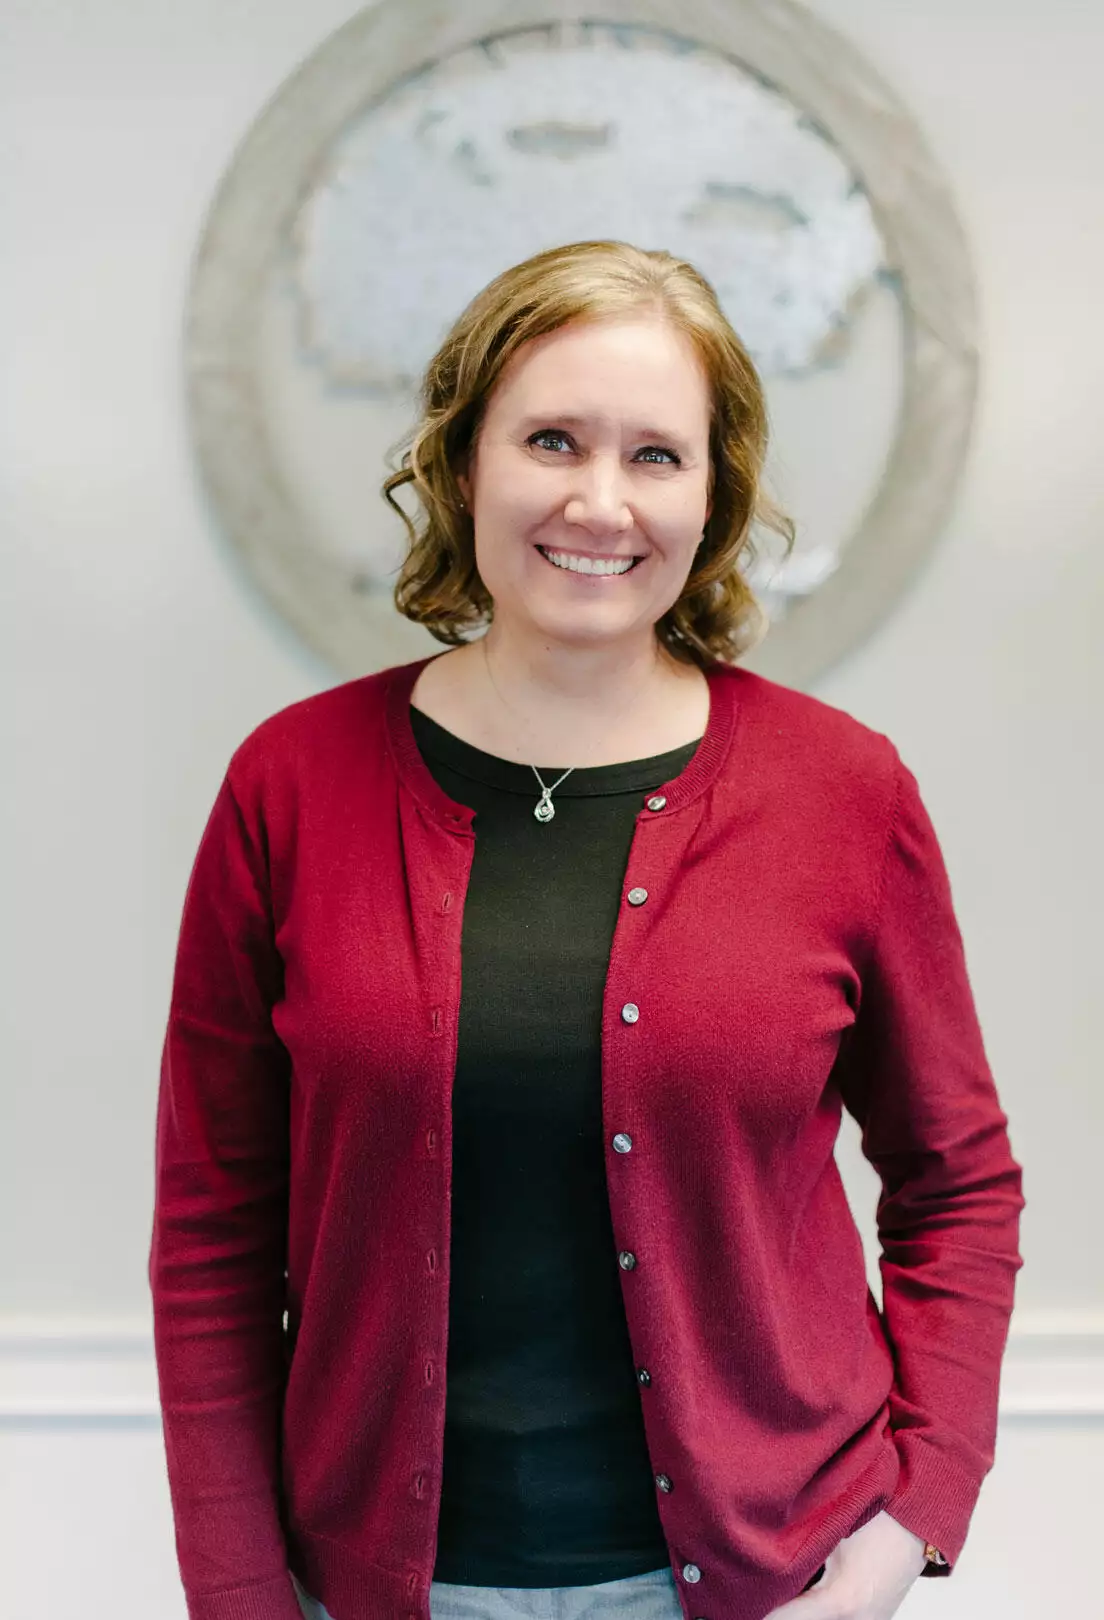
[382,239,794,669]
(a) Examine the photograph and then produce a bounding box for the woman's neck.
[411,634,710,768]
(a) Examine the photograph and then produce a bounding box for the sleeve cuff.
[185,1571,304,1620]
[883,1440,986,1572]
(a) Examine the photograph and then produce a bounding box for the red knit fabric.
[149,655,1024,1620]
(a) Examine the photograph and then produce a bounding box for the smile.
[535,546,644,578]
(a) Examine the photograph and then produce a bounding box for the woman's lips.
[534,545,644,581]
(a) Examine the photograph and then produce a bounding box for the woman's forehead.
[487,322,711,422]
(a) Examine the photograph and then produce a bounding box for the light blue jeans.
[292,1565,682,1619]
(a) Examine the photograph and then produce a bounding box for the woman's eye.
[528,430,680,466]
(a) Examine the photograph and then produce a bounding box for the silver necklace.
[480,637,659,824]
[530,762,576,823]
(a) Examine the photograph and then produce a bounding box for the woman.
[149,240,1024,1620]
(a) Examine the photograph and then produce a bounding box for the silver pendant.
[534,792,555,822]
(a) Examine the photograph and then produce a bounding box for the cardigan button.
[613,1133,632,1153]
[682,1563,701,1583]
[618,1250,637,1270]
[637,1367,651,1386]
[627,886,649,905]
[656,1473,673,1492]
[621,1002,640,1023]
[645,794,667,811]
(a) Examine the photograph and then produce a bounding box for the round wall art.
[184,0,979,686]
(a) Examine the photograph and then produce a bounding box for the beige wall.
[1,2,1100,1614]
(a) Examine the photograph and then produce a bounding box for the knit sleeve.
[148,769,303,1620]
[837,749,1025,1573]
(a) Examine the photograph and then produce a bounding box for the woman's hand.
[764,1510,930,1619]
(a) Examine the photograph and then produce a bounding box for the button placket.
[614,1037,699,1588]
[620,789,709,1598]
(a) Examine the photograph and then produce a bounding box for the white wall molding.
[994,1309,1104,1418]
[2,1309,1101,1423]
[0,1317,161,1421]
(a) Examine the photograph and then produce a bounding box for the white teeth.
[540,548,636,576]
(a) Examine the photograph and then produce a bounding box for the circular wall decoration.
[184,0,979,687]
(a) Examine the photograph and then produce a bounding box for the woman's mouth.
[535,545,645,580]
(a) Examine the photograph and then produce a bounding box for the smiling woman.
[150,238,1022,1620]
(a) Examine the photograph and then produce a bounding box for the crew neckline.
[383,652,744,833]
[409,702,705,797]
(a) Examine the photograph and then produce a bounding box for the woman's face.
[456,315,714,653]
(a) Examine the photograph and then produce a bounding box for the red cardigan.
[148,653,1024,1620]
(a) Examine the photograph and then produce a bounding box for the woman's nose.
[563,462,633,532]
